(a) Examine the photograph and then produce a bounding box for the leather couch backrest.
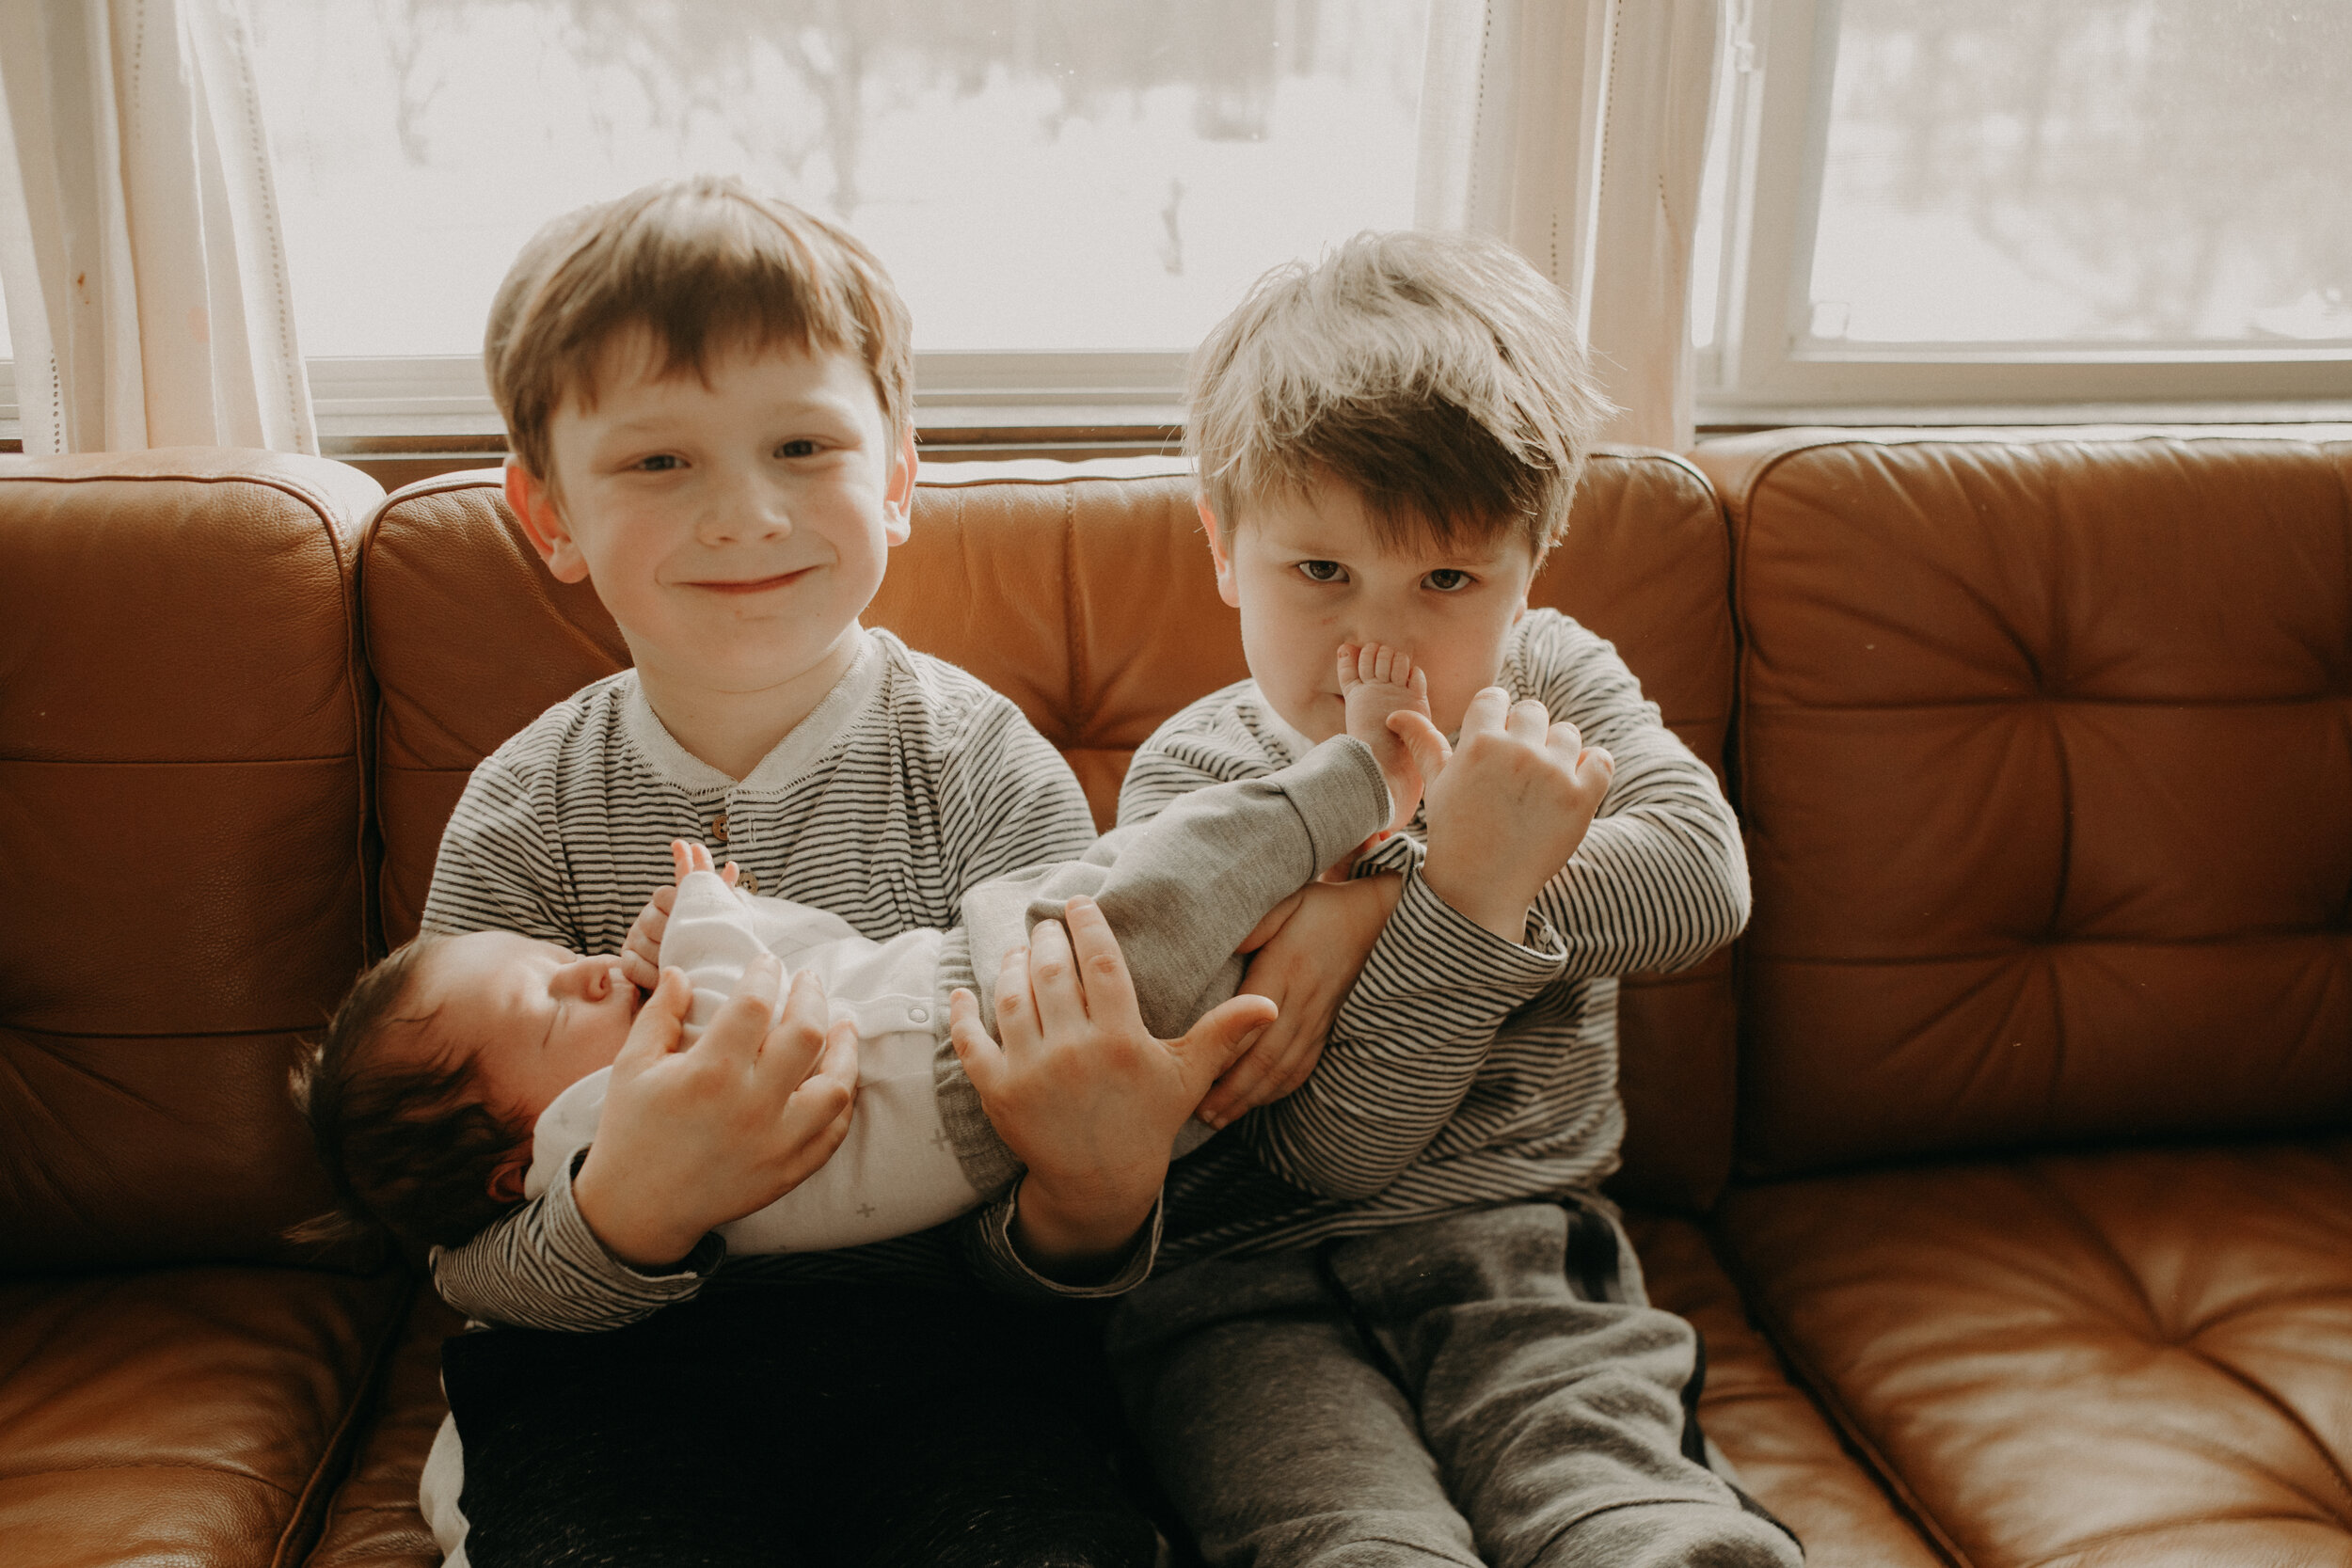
[1695,428,2352,1179]
[363,452,1740,1211]
[0,451,384,1272]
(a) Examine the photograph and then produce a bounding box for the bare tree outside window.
[1811,0,2351,345]
[249,0,1426,356]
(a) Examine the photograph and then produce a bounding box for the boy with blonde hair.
[1107,230,1804,1566]
[410,174,1274,1568]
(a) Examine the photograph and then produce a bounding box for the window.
[1698,0,2352,419]
[246,0,1430,441]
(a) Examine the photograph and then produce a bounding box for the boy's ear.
[1197,497,1242,610]
[881,425,917,547]
[506,456,591,584]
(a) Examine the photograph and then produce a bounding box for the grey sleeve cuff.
[1268,736,1394,876]
[959,1180,1163,1300]
[430,1149,722,1331]
[930,927,1026,1197]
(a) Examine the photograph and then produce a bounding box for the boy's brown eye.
[776,439,818,459]
[1425,569,1471,592]
[1297,560,1344,583]
[637,454,681,472]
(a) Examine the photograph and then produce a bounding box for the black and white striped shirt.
[421,629,1119,1330]
[1120,610,1751,1266]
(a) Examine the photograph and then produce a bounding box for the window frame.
[1697,0,2352,423]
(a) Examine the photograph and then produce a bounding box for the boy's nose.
[700,471,792,542]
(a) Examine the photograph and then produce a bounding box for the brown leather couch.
[3,427,2345,1567]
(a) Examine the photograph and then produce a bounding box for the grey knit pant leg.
[1108,1204,1803,1568]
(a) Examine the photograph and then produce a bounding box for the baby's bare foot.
[1338,642,1430,831]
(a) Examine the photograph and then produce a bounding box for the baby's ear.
[485,1152,530,1204]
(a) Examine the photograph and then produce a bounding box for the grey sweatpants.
[1107,1202,1803,1568]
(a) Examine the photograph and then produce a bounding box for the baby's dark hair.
[288,935,532,1259]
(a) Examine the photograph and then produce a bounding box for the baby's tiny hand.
[620,883,677,991]
[623,842,745,990]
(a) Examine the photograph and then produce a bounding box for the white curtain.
[0,0,313,456]
[1418,0,1722,451]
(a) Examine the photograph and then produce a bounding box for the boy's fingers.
[1200,1040,1277,1127]
[816,1016,861,1094]
[614,967,692,1070]
[758,969,832,1084]
[993,947,1039,1040]
[1236,889,1304,955]
[769,1091,857,1194]
[1505,697,1550,740]
[1390,710,1453,782]
[1061,895,1138,1024]
[1544,720,1585,756]
[1459,686,1510,737]
[618,949,660,991]
[670,839,692,882]
[1203,1020,1327,1124]
[1577,746,1616,795]
[948,988,1005,1095]
[1169,993,1279,1100]
[1025,918,1089,1035]
[704,952,784,1063]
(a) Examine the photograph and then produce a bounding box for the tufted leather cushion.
[362,453,1740,1211]
[306,1292,465,1568]
[0,1265,408,1567]
[0,450,384,1271]
[1719,1141,2352,1567]
[1694,427,2352,1178]
[1626,1213,1947,1568]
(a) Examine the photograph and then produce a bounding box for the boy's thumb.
[614,967,691,1073]
[1389,710,1452,780]
[1174,993,1279,1094]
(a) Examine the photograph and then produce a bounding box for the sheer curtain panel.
[0,0,312,455]
[1417,0,1721,450]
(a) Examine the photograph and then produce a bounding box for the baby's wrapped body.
[524,733,1394,1254]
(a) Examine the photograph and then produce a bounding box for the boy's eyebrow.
[594,398,866,439]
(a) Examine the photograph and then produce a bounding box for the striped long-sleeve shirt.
[1120,609,1751,1266]
[420,628,1125,1330]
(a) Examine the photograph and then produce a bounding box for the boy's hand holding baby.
[572,943,860,1268]
[948,898,1278,1274]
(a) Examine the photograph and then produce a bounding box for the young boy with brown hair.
[1105,230,1804,1566]
[402,173,1280,1568]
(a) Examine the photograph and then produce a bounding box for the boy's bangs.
[551,203,866,408]
[1256,400,1546,553]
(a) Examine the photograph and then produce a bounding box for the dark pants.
[1109,1203,1802,1568]
[444,1281,1159,1568]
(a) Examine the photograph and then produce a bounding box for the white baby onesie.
[523,870,985,1253]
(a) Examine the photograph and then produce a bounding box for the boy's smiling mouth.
[683,566,819,594]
